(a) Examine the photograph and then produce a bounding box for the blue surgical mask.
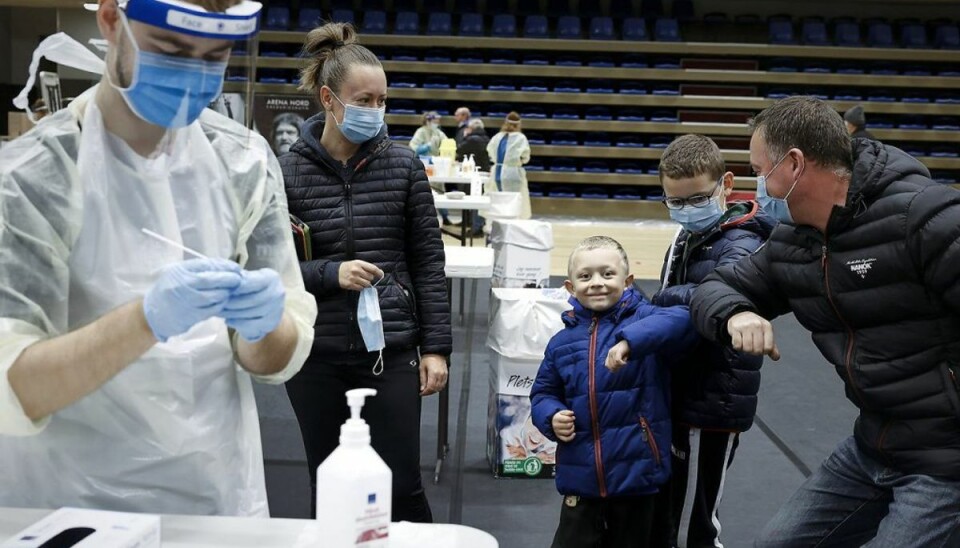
[331,91,385,144]
[112,13,227,129]
[669,197,724,233]
[756,153,801,224]
[358,285,386,374]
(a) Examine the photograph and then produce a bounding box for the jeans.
[756,436,960,547]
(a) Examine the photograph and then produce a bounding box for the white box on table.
[1,508,160,548]
[490,220,553,289]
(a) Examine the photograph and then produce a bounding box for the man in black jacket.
[691,96,960,547]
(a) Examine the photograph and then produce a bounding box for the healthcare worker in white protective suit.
[486,111,532,219]
[0,0,317,516]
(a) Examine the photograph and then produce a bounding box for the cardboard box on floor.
[486,288,571,479]
[490,220,553,289]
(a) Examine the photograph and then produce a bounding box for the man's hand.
[222,268,285,342]
[143,258,242,342]
[552,410,576,442]
[419,354,448,396]
[605,340,631,372]
[727,311,780,360]
[338,260,384,291]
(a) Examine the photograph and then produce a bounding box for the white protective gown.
[0,87,316,516]
[486,131,532,219]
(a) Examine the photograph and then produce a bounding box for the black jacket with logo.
[654,202,776,432]
[691,140,960,478]
[281,116,451,362]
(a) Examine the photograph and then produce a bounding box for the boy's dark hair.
[658,134,725,183]
[568,236,629,276]
[748,96,853,173]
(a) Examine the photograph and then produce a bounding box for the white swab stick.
[141,228,209,260]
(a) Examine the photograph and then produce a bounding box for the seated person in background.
[651,134,776,548]
[531,236,697,548]
[456,117,491,236]
[843,105,875,141]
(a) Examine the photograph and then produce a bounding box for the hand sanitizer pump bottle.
[316,389,392,547]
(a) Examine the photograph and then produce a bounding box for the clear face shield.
[13,0,260,132]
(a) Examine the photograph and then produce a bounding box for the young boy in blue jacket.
[652,135,776,548]
[531,236,698,548]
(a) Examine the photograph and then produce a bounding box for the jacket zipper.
[822,244,864,407]
[587,316,607,497]
[639,416,662,466]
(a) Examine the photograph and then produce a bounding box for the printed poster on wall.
[252,94,317,157]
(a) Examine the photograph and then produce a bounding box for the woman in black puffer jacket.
[281,22,451,523]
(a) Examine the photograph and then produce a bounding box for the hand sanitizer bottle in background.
[316,389,392,547]
[468,155,483,196]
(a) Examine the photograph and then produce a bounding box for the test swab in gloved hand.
[141,228,209,260]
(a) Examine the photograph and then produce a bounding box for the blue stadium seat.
[652,56,681,69]
[389,100,417,115]
[617,110,646,122]
[526,131,547,145]
[766,88,791,99]
[616,162,644,174]
[521,106,547,119]
[930,146,959,158]
[623,18,649,41]
[558,16,582,39]
[552,108,580,120]
[551,160,578,172]
[611,0,635,17]
[641,0,663,18]
[651,110,678,122]
[549,186,578,198]
[903,64,931,76]
[655,18,681,41]
[423,48,452,62]
[866,89,896,102]
[652,84,679,95]
[391,48,418,61]
[866,20,894,47]
[492,14,517,37]
[556,55,584,67]
[455,79,483,90]
[554,80,582,93]
[673,0,695,22]
[835,21,861,46]
[833,89,863,101]
[806,88,830,100]
[297,8,321,31]
[588,56,616,68]
[935,23,960,49]
[459,13,484,37]
[585,107,613,120]
[524,15,549,38]
[489,50,518,64]
[803,61,831,73]
[620,81,647,95]
[898,116,927,129]
[394,12,419,35]
[488,79,516,91]
[581,187,610,199]
[932,117,960,130]
[621,54,649,68]
[868,117,894,129]
[331,9,354,25]
[936,93,960,104]
[527,182,545,194]
[427,12,452,35]
[703,12,728,24]
[583,161,611,172]
[361,11,387,34]
[258,69,288,84]
[520,78,550,93]
[616,136,646,147]
[769,19,795,44]
[456,50,484,63]
[584,133,612,147]
[836,63,865,74]
[390,131,413,142]
[391,75,418,88]
[586,80,615,93]
[901,92,930,103]
[802,18,829,45]
[487,103,511,117]
[649,136,672,148]
[264,6,290,30]
[550,132,579,145]
[900,23,928,48]
[590,17,615,40]
[613,188,643,200]
[768,57,798,72]
[522,53,550,65]
[869,62,898,75]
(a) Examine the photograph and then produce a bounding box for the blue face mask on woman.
[756,153,801,224]
[113,13,227,129]
[331,90,385,144]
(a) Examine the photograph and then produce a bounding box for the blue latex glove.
[221,268,286,342]
[143,259,243,342]
[415,143,431,156]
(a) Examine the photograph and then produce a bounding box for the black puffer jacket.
[692,140,960,478]
[281,116,451,361]
[654,201,776,432]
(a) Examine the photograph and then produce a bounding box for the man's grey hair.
[748,96,853,173]
[467,117,484,131]
[567,236,629,276]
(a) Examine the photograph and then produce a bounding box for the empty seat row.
[769,17,959,49]
[265,0,689,20]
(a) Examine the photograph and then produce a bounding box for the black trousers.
[284,348,433,523]
[551,495,657,548]
[652,425,740,548]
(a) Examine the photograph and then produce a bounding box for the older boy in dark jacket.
[652,135,776,548]
[531,236,697,548]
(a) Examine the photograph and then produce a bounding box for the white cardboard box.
[490,220,554,289]
[1,508,160,548]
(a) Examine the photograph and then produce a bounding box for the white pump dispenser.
[315,388,392,547]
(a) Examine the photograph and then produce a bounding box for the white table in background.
[434,246,494,485]
[432,194,491,247]
[0,508,498,548]
[427,173,490,187]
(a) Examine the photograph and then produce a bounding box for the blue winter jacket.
[530,288,697,498]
